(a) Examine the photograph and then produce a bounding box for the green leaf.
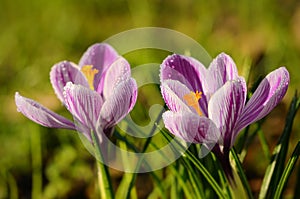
[183,160,205,199]
[124,109,165,199]
[236,122,264,163]
[211,153,233,199]
[115,141,137,199]
[274,141,300,198]
[91,131,115,199]
[259,92,300,199]
[161,129,227,199]
[231,148,254,199]
[293,162,300,199]
[257,129,271,161]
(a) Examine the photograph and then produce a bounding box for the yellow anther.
[195,90,202,100]
[81,65,99,90]
[183,90,203,116]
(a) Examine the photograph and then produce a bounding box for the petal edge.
[163,111,221,144]
[235,67,289,133]
[15,92,75,130]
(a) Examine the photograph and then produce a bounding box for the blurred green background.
[1,0,300,198]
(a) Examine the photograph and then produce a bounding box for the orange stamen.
[81,65,99,90]
[183,90,203,116]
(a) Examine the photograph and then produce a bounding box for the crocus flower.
[15,43,137,142]
[160,53,289,178]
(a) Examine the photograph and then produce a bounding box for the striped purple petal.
[161,79,194,113]
[64,82,104,131]
[208,78,247,148]
[100,57,131,99]
[160,54,207,90]
[78,43,119,91]
[207,53,239,94]
[160,54,209,113]
[99,78,137,129]
[162,111,220,144]
[50,61,89,103]
[15,92,76,130]
[235,67,289,134]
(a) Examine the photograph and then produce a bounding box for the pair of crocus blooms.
[15,43,289,177]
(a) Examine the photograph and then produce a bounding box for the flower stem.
[91,131,114,199]
[96,159,114,199]
[230,148,253,199]
[31,127,42,199]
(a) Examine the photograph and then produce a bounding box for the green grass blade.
[31,127,42,199]
[274,141,300,199]
[231,148,253,199]
[181,159,205,199]
[210,153,232,199]
[293,162,300,199]
[259,92,300,199]
[91,131,114,199]
[124,109,165,199]
[257,129,271,161]
[147,171,168,199]
[6,171,18,199]
[115,141,137,199]
[161,129,226,199]
[113,130,169,199]
[237,122,264,163]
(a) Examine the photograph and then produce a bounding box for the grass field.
[1,0,300,198]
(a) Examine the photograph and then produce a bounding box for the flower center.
[81,65,99,90]
[183,90,203,116]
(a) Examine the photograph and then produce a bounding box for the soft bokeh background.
[1,0,300,198]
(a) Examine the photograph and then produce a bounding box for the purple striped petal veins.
[15,43,137,143]
[160,53,289,178]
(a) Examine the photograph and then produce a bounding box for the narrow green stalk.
[293,162,300,199]
[235,125,250,155]
[113,131,166,199]
[172,162,195,199]
[183,151,226,199]
[7,171,18,199]
[259,92,300,199]
[274,141,300,199]
[149,170,167,199]
[182,159,205,198]
[115,141,137,199]
[91,131,114,199]
[161,129,225,199]
[230,148,253,199]
[31,127,42,199]
[211,153,232,199]
[240,122,263,162]
[116,129,194,199]
[170,170,177,199]
[125,109,165,199]
[257,129,271,160]
[96,161,114,199]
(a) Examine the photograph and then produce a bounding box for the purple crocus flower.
[15,43,137,142]
[160,53,289,178]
